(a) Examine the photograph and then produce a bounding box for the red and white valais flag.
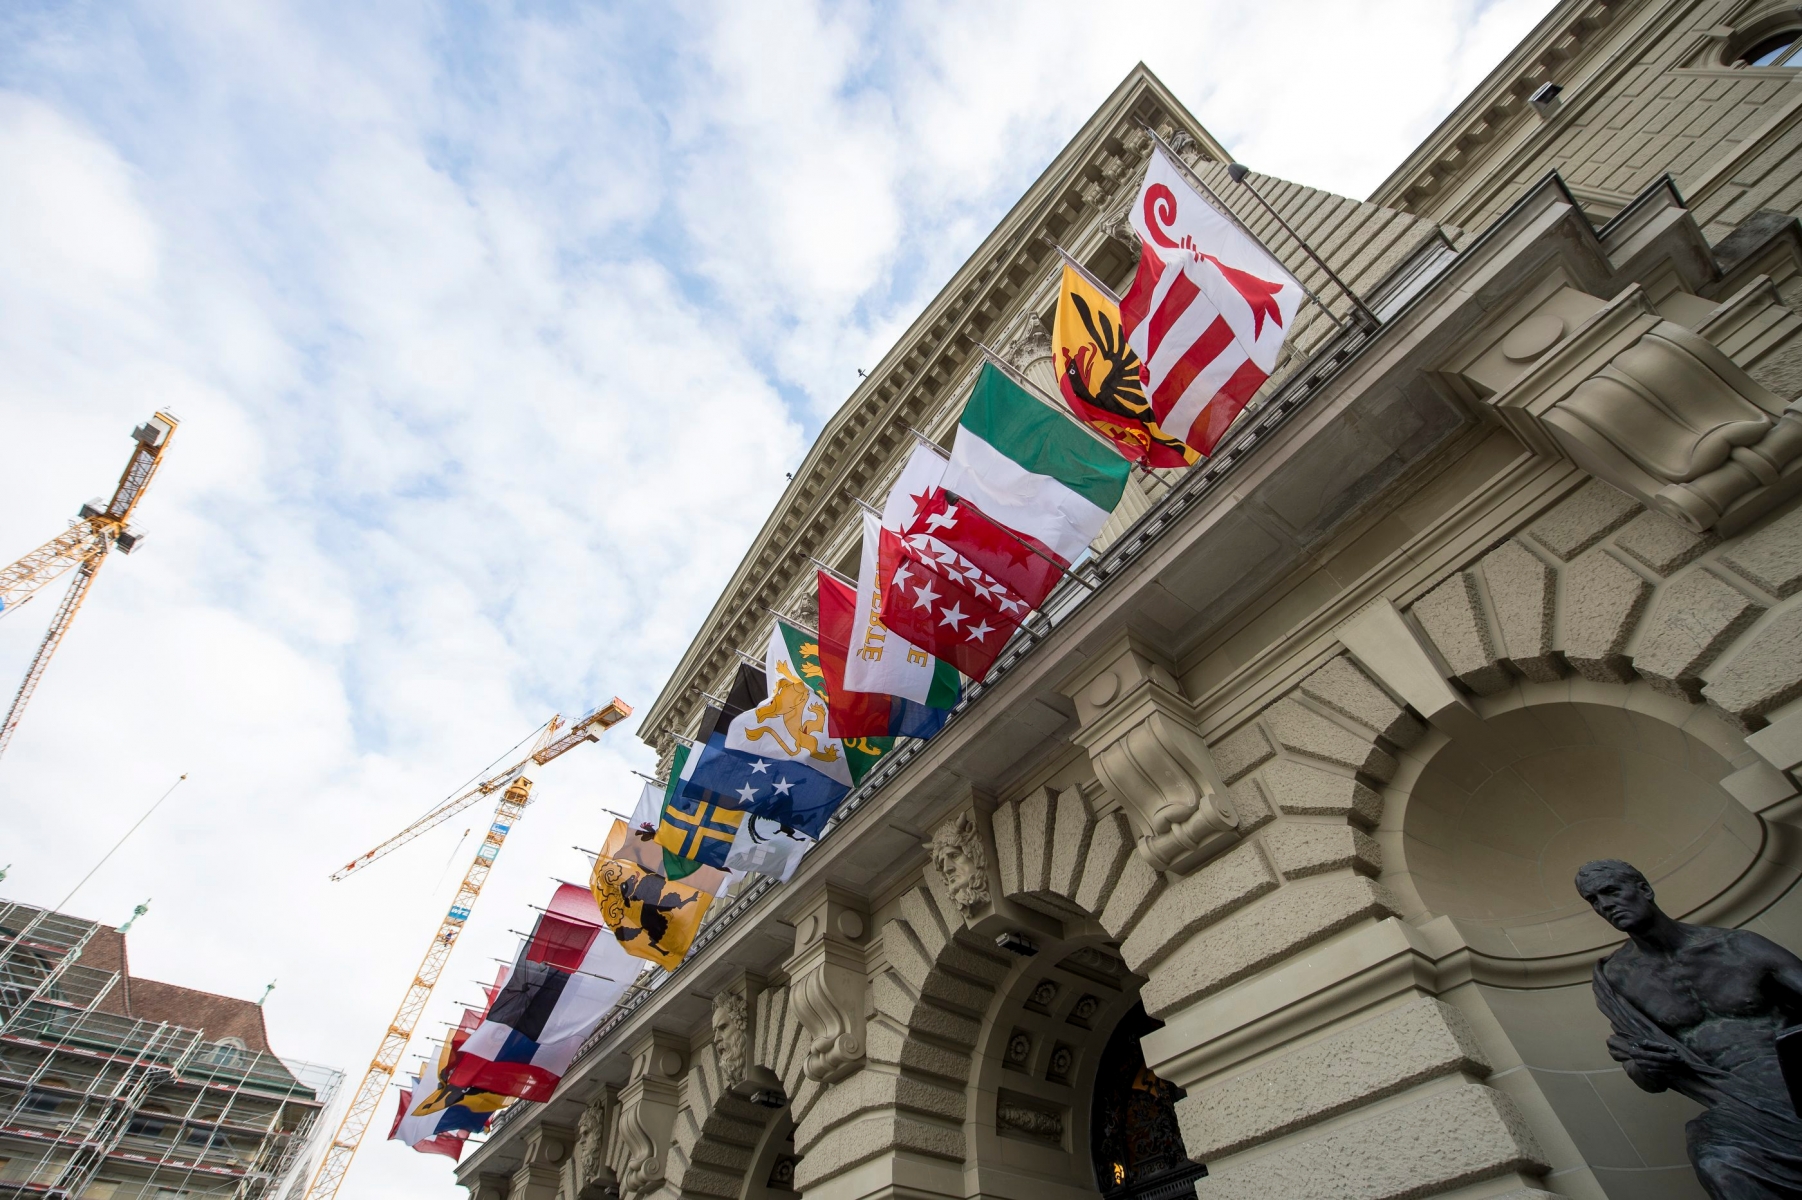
[1123,146,1305,456]
[878,489,1044,684]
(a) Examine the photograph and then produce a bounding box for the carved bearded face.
[928,813,990,914]
[712,992,747,1086]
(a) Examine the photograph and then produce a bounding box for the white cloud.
[0,1,1552,1195]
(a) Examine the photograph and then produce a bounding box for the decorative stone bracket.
[614,1032,685,1200]
[1458,282,1802,536]
[784,885,869,1084]
[512,1122,575,1200]
[1063,635,1240,874]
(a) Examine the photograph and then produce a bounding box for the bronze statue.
[1577,859,1802,1198]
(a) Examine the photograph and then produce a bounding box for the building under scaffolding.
[0,901,342,1200]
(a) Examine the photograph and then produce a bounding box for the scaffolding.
[0,902,343,1200]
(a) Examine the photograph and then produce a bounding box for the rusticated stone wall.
[1409,481,1802,728]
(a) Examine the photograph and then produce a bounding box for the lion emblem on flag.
[745,660,841,763]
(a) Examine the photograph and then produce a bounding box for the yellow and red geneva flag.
[1052,262,1198,468]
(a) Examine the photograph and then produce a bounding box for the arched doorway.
[967,939,1205,1200]
[1089,1002,1204,1200]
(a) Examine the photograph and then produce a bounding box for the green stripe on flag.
[926,658,961,710]
[663,743,691,808]
[959,362,1130,512]
[778,619,827,696]
[842,735,893,784]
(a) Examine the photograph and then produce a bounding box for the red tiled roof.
[125,978,273,1054]
[61,914,274,1054]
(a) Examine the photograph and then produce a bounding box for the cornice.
[637,65,1228,757]
[1369,0,1649,218]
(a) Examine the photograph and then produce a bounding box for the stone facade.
[457,5,1802,1199]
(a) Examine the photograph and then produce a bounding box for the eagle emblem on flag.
[1053,263,1199,468]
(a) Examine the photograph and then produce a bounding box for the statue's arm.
[1752,932,1802,1011]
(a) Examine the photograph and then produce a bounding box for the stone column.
[1003,322,1057,397]
[509,1123,574,1200]
[614,1031,685,1200]
[470,1173,511,1200]
[783,884,869,1084]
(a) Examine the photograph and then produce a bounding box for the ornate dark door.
[1089,1002,1207,1200]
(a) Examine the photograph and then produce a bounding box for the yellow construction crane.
[304,697,633,1200]
[0,413,179,759]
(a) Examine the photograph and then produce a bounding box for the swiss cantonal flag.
[878,489,1059,682]
[1123,145,1304,455]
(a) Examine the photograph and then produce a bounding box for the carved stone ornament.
[614,1035,682,1200]
[712,988,749,1089]
[1164,129,1199,161]
[1465,286,1802,537]
[1003,322,1054,375]
[1064,638,1240,874]
[997,1098,1064,1141]
[1103,201,1141,256]
[926,810,992,917]
[574,1088,615,1196]
[785,889,868,1084]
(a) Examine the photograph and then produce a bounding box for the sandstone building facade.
[459,1,1802,1197]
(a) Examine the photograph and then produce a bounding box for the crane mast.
[0,413,178,759]
[303,697,632,1200]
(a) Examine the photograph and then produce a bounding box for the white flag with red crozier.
[1122,146,1305,456]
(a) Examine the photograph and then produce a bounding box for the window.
[1740,30,1802,66]
[204,1037,247,1068]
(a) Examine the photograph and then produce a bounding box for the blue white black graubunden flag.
[682,622,854,838]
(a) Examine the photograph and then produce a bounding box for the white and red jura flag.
[1123,146,1305,455]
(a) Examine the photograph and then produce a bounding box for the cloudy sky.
[0,1,1552,1195]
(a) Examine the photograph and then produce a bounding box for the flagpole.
[1131,122,1351,334]
[902,424,951,457]
[763,603,818,634]
[806,558,857,589]
[841,490,881,519]
[733,649,768,671]
[1039,238,1124,304]
[1225,162,1381,329]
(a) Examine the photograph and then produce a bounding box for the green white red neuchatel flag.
[938,361,1131,565]
[877,363,1131,680]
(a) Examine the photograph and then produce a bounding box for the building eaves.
[1368,0,1632,216]
[636,64,1228,760]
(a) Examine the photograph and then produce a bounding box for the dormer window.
[1739,30,1802,66]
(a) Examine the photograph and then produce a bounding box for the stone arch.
[1406,479,1802,730]
[964,936,1148,1200]
[1053,640,1563,1198]
[1378,682,1800,970]
[656,982,809,1200]
[789,775,1241,1200]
